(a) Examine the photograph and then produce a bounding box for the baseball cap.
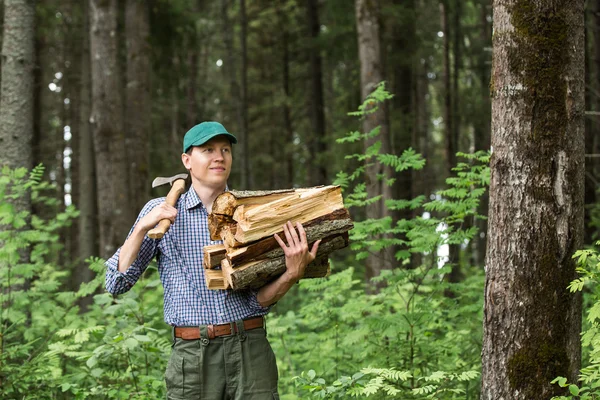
[182,121,238,153]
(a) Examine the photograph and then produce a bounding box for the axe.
[147,173,188,239]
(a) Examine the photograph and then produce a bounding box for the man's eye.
[222,148,231,153]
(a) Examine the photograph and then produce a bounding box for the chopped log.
[301,258,330,278]
[222,256,330,290]
[226,209,352,265]
[233,185,344,245]
[221,234,347,290]
[220,225,244,249]
[203,244,227,269]
[212,189,302,217]
[208,213,234,241]
[204,269,230,290]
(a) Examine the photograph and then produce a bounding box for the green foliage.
[551,244,600,400]
[0,166,169,399]
[268,84,488,399]
[0,85,490,399]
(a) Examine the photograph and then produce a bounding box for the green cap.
[182,121,238,153]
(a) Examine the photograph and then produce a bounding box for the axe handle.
[147,179,187,239]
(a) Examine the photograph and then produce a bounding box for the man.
[105,121,320,399]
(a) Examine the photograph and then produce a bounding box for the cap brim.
[187,132,238,152]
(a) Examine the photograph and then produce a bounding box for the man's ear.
[181,152,191,170]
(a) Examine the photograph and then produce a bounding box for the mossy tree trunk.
[482,0,584,398]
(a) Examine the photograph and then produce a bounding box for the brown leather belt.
[174,316,264,340]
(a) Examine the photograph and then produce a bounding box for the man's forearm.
[117,225,148,273]
[256,272,298,307]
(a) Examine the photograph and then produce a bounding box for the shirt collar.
[184,185,230,211]
[184,186,203,210]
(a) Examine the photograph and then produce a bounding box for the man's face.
[181,135,233,189]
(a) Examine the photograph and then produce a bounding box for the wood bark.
[356,0,395,282]
[125,0,151,214]
[481,0,584,397]
[307,0,327,185]
[89,0,132,258]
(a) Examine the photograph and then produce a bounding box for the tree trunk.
[481,0,584,397]
[473,0,491,267]
[89,0,131,259]
[125,0,151,213]
[440,0,461,286]
[277,0,294,187]
[76,0,97,297]
[0,0,35,173]
[390,0,416,268]
[356,0,394,282]
[307,0,327,185]
[240,0,251,189]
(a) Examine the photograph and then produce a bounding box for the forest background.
[0,0,598,399]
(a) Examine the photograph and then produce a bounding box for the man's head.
[181,122,236,190]
[183,121,237,154]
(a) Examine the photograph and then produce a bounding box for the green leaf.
[569,384,580,396]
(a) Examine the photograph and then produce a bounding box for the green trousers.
[165,324,279,400]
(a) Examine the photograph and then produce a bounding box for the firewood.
[221,234,347,290]
[203,244,227,269]
[212,189,302,217]
[208,213,234,241]
[204,269,230,290]
[226,210,352,267]
[220,224,244,249]
[222,255,330,290]
[232,185,344,245]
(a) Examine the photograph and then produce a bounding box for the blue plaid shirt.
[105,187,270,326]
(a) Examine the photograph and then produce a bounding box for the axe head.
[152,173,189,188]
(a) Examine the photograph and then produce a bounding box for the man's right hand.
[137,203,178,233]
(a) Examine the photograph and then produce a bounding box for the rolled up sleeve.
[105,200,162,295]
[245,289,272,314]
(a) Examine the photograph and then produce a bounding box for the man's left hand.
[274,221,321,282]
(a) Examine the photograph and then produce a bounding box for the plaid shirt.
[105,188,270,326]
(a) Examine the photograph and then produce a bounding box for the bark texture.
[355,0,394,281]
[0,0,35,173]
[89,0,132,258]
[482,0,584,398]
